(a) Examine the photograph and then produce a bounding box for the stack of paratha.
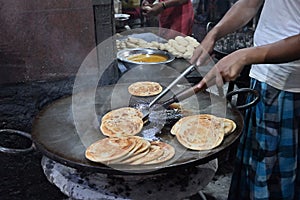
[128,81,163,97]
[85,136,175,165]
[91,105,176,165]
[171,114,236,150]
[100,107,144,137]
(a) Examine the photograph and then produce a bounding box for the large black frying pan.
[31,82,255,175]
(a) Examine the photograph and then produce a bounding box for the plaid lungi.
[228,79,300,200]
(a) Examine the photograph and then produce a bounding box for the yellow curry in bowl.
[117,48,175,64]
[127,54,168,63]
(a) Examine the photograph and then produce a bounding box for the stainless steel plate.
[114,13,130,21]
[117,48,175,65]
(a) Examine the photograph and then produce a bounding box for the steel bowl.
[114,14,130,28]
[117,48,175,65]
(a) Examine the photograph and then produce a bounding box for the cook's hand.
[190,34,216,66]
[142,0,151,6]
[197,49,248,89]
[141,2,163,16]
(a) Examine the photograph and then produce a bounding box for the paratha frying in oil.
[144,141,175,165]
[85,137,136,163]
[100,107,144,137]
[108,136,150,164]
[129,143,164,165]
[222,118,237,136]
[128,81,163,97]
[171,114,225,150]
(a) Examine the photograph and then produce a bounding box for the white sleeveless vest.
[249,0,300,92]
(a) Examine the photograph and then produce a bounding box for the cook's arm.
[196,33,300,89]
[162,34,300,105]
[245,34,300,64]
[209,0,264,42]
[190,0,264,65]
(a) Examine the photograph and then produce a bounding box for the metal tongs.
[142,63,261,122]
[142,64,205,121]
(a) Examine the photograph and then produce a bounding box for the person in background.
[141,0,194,37]
[195,0,230,24]
[190,0,300,199]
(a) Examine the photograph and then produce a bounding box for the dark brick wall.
[0,1,115,199]
[0,0,96,84]
[0,0,115,130]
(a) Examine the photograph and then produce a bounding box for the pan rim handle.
[0,129,35,154]
[226,88,260,110]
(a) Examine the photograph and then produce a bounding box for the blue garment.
[228,78,300,200]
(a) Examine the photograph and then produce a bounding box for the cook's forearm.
[245,34,300,65]
[208,0,263,42]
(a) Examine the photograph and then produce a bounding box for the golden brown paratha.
[128,81,163,97]
[171,114,236,137]
[85,137,136,163]
[100,107,144,137]
[100,117,143,137]
[111,138,176,165]
[108,136,150,164]
[86,136,174,165]
[131,136,151,155]
[222,118,237,136]
[171,114,225,150]
[121,148,150,164]
[144,141,175,164]
[101,107,143,121]
[130,142,164,165]
[203,115,236,136]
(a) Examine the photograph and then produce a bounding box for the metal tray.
[117,48,175,65]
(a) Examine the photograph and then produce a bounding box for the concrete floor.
[184,155,235,200]
[0,151,234,200]
[200,162,234,200]
[201,174,232,200]
[42,156,234,200]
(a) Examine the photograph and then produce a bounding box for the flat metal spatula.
[142,64,196,122]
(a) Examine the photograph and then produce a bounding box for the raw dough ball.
[175,36,189,47]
